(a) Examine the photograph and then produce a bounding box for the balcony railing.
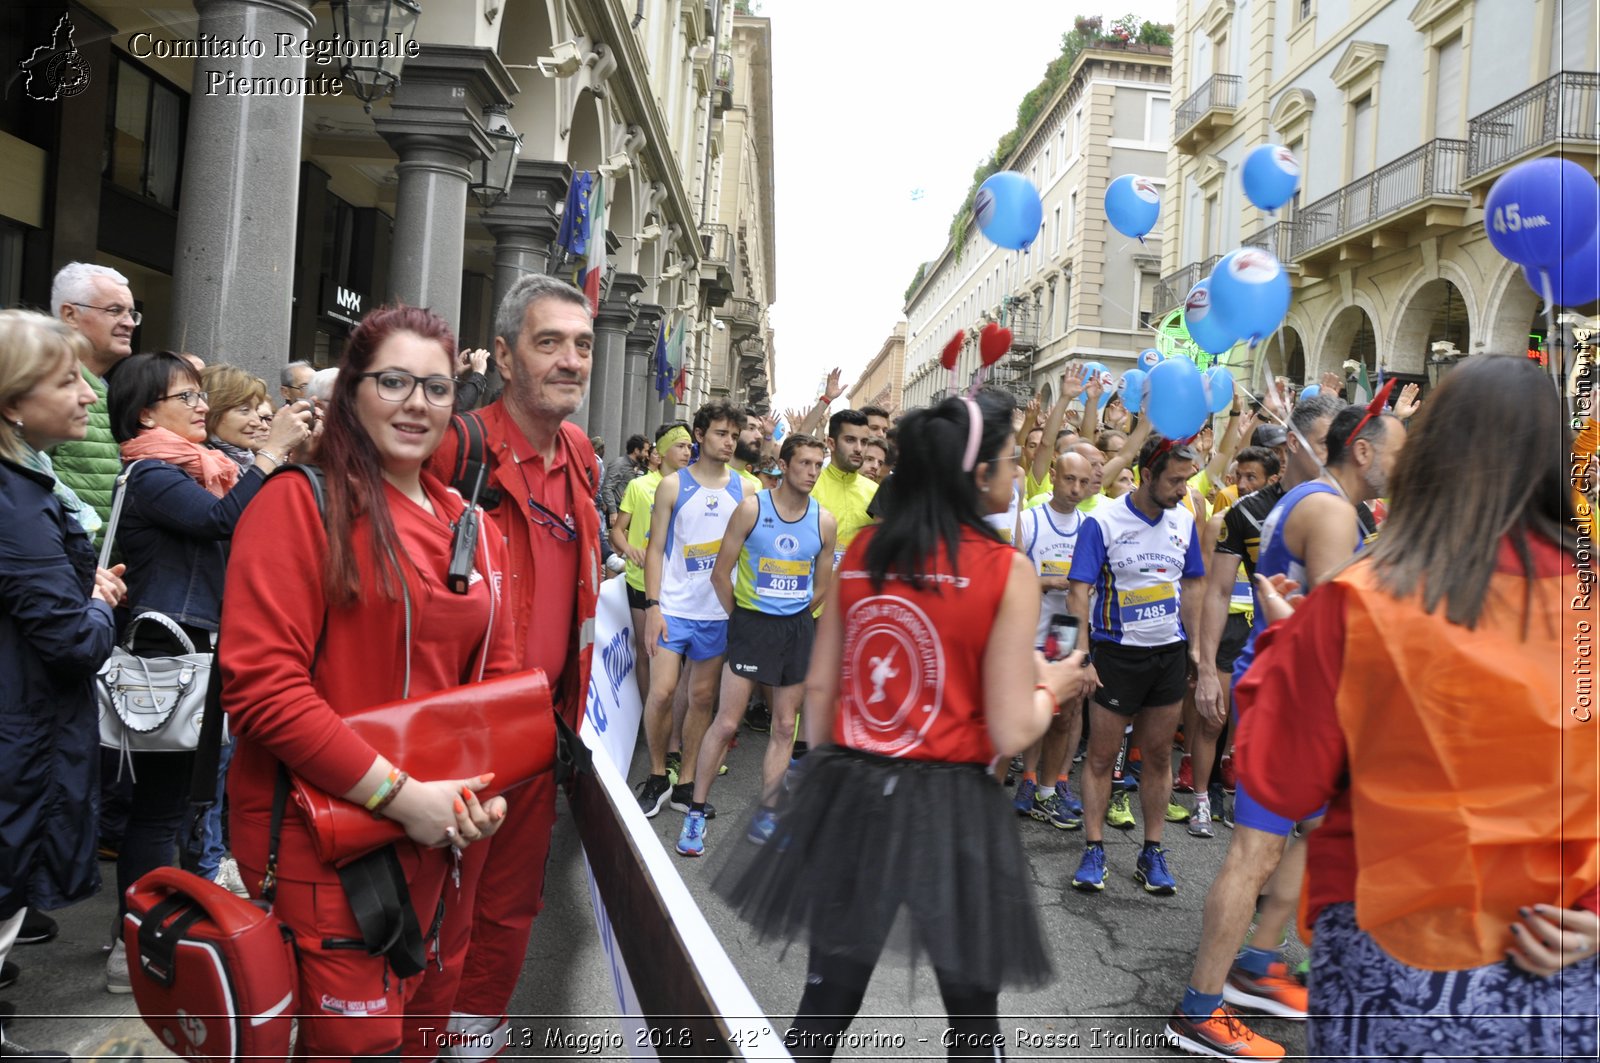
[1466,70,1600,181]
[1174,74,1241,149]
[1154,254,1222,314]
[725,296,762,337]
[1291,139,1469,260]
[712,52,734,114]
[1243,222,1295,265]
[700,223,730,267]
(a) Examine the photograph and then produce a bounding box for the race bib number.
[756,558,811,600]
[684,540,720,574]
[1117,582,1177,624]
[834,549,846,568]
[1040,559,1073,578]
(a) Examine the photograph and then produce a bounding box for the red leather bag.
[290,668,556,867]
[124,868,298,1063]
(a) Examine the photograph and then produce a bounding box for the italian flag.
[578,173,606,317]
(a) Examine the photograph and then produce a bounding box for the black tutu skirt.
[713,745,1051,991]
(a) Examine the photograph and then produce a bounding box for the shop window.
[104,57,186,209]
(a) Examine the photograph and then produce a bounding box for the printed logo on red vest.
[839,596,945,757]
[321,993,390,1015]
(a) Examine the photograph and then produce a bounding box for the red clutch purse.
[290,669,555,867]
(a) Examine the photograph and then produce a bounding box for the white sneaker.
[105,940,132,994]
[1188,797,1215,839]
[215,856,249,898]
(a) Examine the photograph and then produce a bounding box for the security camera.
[713,318,726,331]
[535,40,583,78]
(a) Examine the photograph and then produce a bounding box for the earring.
[7,417,22,435]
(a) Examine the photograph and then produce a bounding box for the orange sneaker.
[1164,1006,1285,1059]
[1222,962,1309,1019]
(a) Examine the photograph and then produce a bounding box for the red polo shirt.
[505,423,578,682]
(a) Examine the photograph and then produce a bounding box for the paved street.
[9,723,1307,1060]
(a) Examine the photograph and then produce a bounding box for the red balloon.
[940,331,964,370]
[980,325,1012,367]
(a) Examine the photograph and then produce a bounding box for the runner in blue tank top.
[1167,395,1408,1058]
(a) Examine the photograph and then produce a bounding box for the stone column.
[625,303,665,445]
[482,159,571,310]
[590,273,645,462]
[170,0,316,384]
[375,46,515,331]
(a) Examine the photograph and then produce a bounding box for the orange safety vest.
[1329,557,1597,970]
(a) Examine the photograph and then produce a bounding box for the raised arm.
[1033,364,1086,487]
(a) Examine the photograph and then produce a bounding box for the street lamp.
[1426,340,1461,389]
[328,0,422,111]
[470,105,522,208]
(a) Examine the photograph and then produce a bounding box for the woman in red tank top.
[718,389,1095,1059]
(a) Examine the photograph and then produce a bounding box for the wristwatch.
[643,598,661,609]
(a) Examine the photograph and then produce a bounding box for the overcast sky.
[762,1,1175,411]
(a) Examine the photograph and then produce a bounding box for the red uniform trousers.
[401,768,558,1057]
[241,848,448,1062]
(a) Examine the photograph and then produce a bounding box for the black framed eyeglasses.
[157,389,208,409]
[359,370,457,408]
[527,496,577,542]
[72,302,142,325]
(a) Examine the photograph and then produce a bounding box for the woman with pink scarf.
[100,350,309,992]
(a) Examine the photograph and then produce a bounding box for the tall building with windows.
[847,322,906,414]
[0,0,778,449]
[903,42,1172,411]
[1156,0,1597,390]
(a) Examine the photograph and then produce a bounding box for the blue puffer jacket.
[114,459,269,634]
[0,458,117,919]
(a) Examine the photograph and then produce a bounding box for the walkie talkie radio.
[447,463,489,595]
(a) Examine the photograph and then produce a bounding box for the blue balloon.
[1203,366,1235,413]
[772,418,787,442]
[1485,158,1600,269]
[1241,144,1301,212]
[1082,361,1115,408]
[1299,384,1322,401]
[1137,348,1162,371]
[1119,369,1148,414]
[1145,357,1209,439]
[1523,229,1600,307]
[974,171,1044,251]
[1105,175,1161,239]
[1182,279,1239,356]
[1208,248,1291,344]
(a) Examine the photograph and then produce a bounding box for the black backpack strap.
[447,412,502,511]
[336,846,428,978]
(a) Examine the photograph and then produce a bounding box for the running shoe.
[1042,792,1082,831]
[668,785,716,818]
[1174,755,1195,793]
[1188,800,1216,838]
[745,702,771,733]
[1219,755,1236,794]
[1163,1006,1285,1059]
[1223,962,1308,1020]
[1071,845,1107,892]
[746,809,778,844]
[1004,755,1024,786]
[665,751,681,787]
[16,911,57,946]
[1013,778,1038,816]
[105,940,131,994]
[675,811,706,857]
[1055,780,1084,818]
[1106,789,1136,830]
[1134,845,1177,895]
[636,775,670,817]
[1166,801,1193,823]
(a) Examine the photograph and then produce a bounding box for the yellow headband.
[658,426,691,451]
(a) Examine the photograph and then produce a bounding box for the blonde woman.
[0,310,126,1058]
[200,364,271,471]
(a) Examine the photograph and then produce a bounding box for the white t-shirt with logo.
[659,466,745,621]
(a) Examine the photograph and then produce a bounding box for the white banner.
[580,576,789,1060]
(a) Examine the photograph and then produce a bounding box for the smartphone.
[1044,614,1080,661]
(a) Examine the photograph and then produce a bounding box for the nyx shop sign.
[322,282,365,327]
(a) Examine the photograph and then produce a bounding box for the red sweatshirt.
[220,471,518,883]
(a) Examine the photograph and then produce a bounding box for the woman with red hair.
[219,306,518,1059]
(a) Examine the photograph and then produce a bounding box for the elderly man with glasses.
[278,360,314,406]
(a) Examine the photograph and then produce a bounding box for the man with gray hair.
[408,272,604,1058]
[278,360,314,405]
[49,262,138,536]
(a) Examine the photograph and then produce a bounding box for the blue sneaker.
[1135,844,1177,895]
[1013,778,1037,816]
[676,811,706,857]
[746,809,778,845]
[1072,845,1107,892]
[1039,792,1081,831]
[1056,781,1084,818]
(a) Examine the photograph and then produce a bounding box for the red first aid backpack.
[123,868,297,1062]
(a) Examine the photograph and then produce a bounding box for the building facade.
[903,44,1172,410]
[846,322,906,414]
[0,0,779,452]
[1156,0,1597,390]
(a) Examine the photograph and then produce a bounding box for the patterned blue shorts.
[1309,902,1599,1062]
